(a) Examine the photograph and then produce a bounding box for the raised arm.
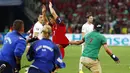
[49,2,58,20]
[42,5,49,25]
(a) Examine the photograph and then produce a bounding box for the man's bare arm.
[69,39,84,45]
[42,5,49,25]
[103,44,113,55]
[103,44,120,63]
[49,2,58,20]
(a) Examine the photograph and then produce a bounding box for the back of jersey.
[83,31,106,60]
[31,38,59,72]
[0,31,18,66]
[0,31,26,68]
[32,38,58,62]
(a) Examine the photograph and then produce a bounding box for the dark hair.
[86,13,93,18]
[13,20,24,31]
[94,21,103,32]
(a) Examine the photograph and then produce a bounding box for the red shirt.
[51,18,69,47]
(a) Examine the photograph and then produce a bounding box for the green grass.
[0,45,129,73]
[19,45,130,73]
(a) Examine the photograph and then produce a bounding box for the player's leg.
[57,44,69,59]
[80,57,102,73]
[60,47,65,59]
[90,60,102,73]
[79,44,84,73]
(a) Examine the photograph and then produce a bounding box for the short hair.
[38,15,43,20]
[94,21,103,32]
[13,20,24,31]
[42,25,52,35]
[86,13,93,19]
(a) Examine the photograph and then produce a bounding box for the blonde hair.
[42,25,52,38]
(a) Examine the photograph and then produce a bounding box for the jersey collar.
[13,30,26,40]
[42,38,51,41]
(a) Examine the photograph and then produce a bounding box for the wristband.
[110,54,119,61]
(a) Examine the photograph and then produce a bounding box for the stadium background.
[0,0,130,73]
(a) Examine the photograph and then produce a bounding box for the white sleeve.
[82,24,86,33]
[33,24,40,33]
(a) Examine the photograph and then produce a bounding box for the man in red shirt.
[28,3,69,58]
[48,2,69,58]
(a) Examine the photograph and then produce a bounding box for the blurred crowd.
[40,0,130,34]
[21,0,130,34]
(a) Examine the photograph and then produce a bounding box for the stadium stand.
[0,0,130,33]
[40,0,130,34]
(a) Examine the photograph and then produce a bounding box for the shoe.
[79,70,84,73]
[24,67,29,73]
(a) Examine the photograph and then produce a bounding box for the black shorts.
[28,67,51,73]
[0,60,14,73]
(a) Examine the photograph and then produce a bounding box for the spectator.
[121,24,128,34]
[113,24,121,34]
[24,0,130,33]
[0,33,3,44]
[4,26,9,34]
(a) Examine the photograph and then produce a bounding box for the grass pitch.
[19,45,130,73]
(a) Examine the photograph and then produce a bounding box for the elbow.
[14,52,22,58]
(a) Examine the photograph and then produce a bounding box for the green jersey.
[82,31,107,60]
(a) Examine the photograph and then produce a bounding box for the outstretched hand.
[115,57,120,64]
[69,41,75,45]
[49,1,53,8]
[110,54,120,64]
[42,4,46,13]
